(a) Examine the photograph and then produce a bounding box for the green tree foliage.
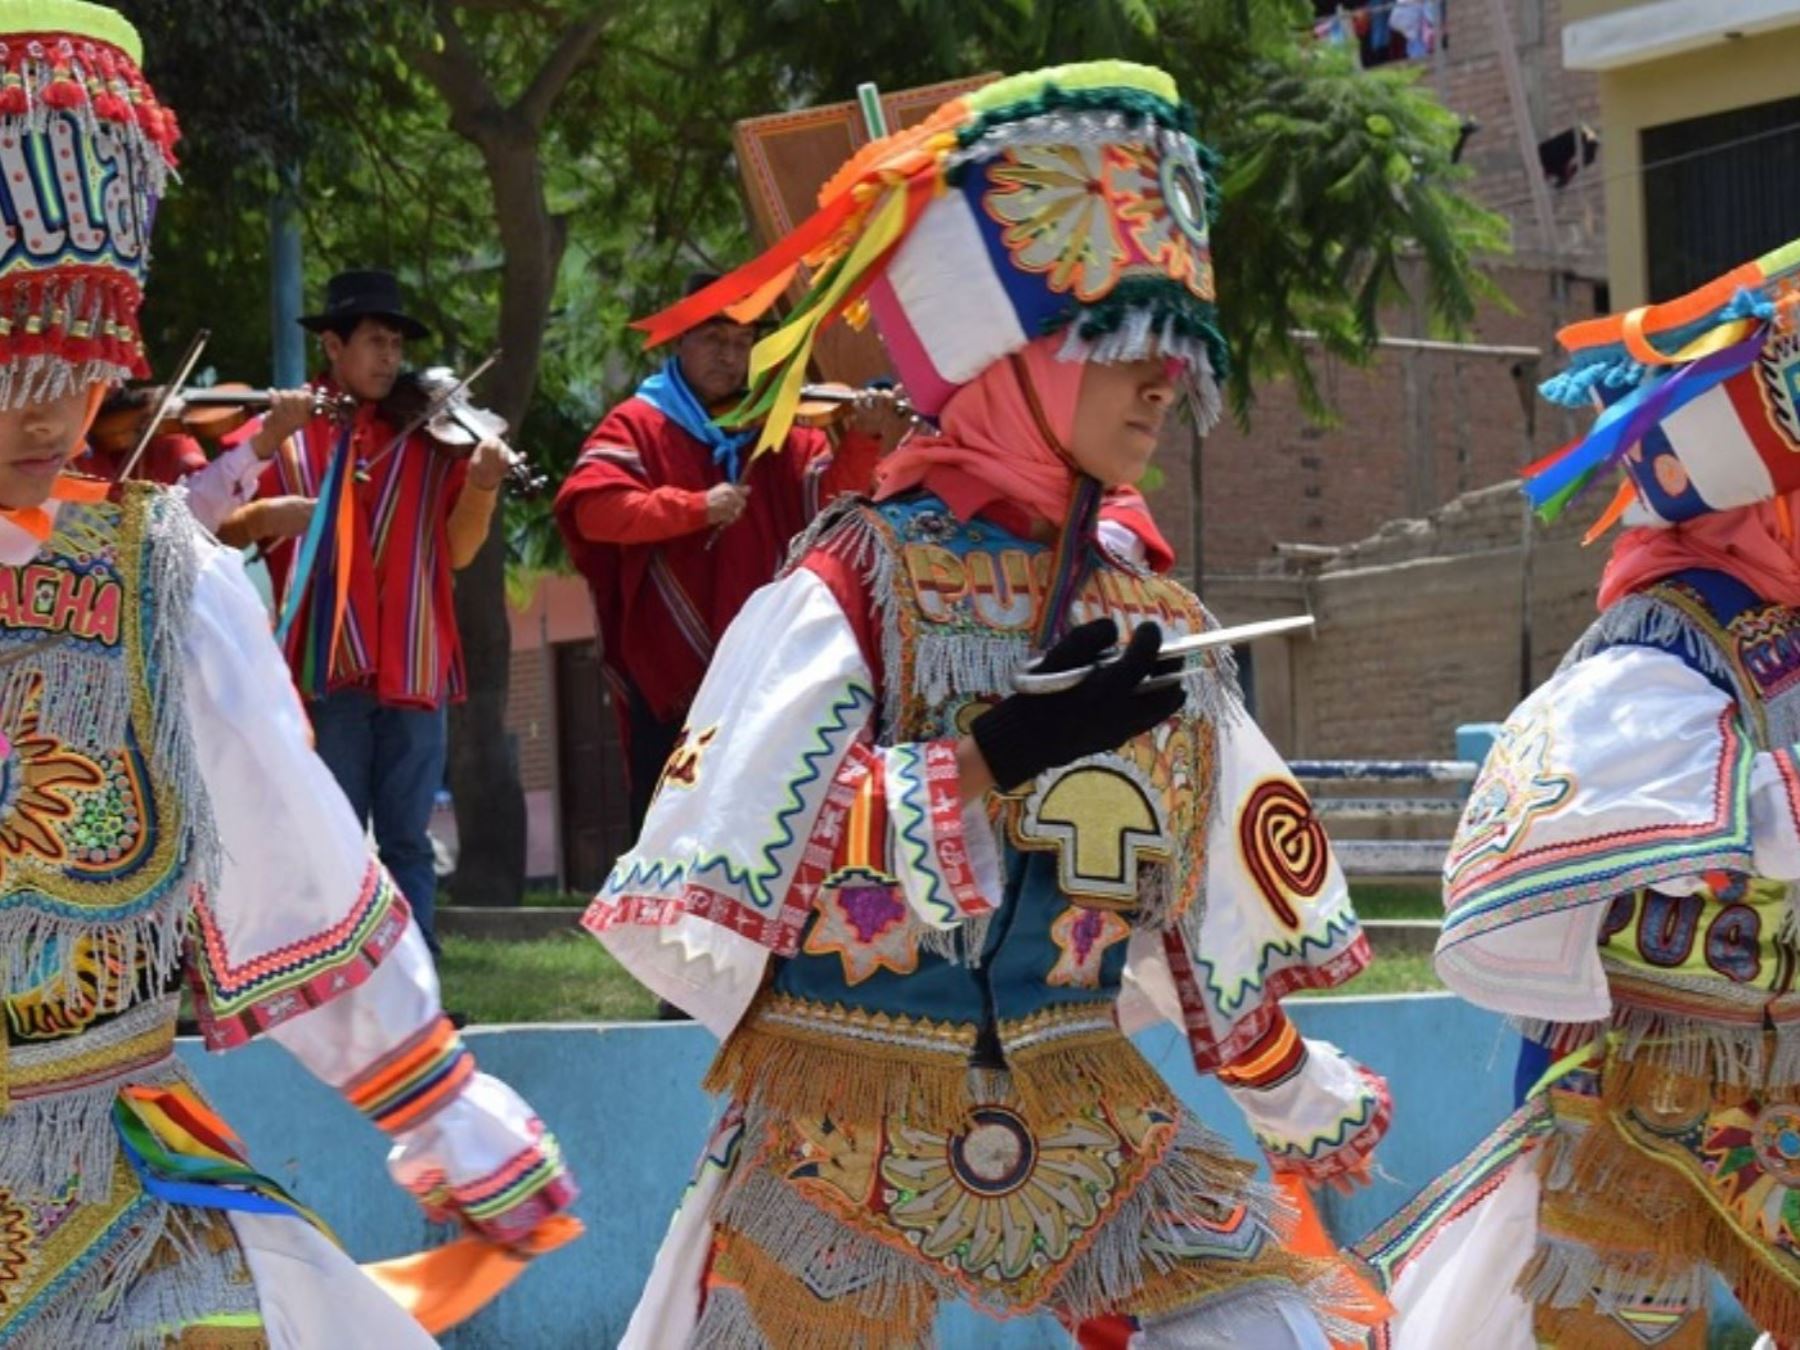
[116,0,1507,900]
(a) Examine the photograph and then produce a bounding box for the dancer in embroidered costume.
[0,4,577,1344]
[1355,241,1800,1349]
[587,62,1389,1348]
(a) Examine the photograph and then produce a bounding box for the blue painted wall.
[178,993,1533,1348]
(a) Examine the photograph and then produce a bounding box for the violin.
[706,382,915,432]
[792,381,914,428]
[89,382,353,450]
[372,363,544,493]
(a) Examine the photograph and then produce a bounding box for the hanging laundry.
[1538,124,1600,187]
[1389,0,1441,58]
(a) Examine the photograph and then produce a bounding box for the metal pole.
[540,606,565,895]
[1287,329,1542,360]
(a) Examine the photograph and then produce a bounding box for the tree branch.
[408,0,501,133]
[515,10,611,130]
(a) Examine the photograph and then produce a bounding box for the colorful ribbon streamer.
[1523,324,1770,522]
[273,419,355,698]
[113,1084,336,1239]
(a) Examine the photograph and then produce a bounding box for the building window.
[1642,95,1800,301]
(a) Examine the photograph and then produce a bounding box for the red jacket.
[554,396,881,733]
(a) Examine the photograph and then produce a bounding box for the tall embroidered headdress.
[0,0,178,409]
[1526,238,1800,538]
[637,60,1225,457]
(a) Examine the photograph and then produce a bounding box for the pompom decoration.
[0,3,179,410]
[1526,238,1800,536]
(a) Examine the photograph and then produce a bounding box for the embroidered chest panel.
[1648,576,1800,744]
[0,493,191,1031]
[867,496,1217,915]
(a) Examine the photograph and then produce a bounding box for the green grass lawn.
[1347,883,1442,920]
[439,902,1446,1024]
[438,933,657,1023]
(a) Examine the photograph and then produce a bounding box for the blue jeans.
[308,688,447,954]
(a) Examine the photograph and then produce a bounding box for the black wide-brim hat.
[299,269,431,341]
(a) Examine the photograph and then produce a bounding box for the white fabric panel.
[1379,1163,1540,1350]
[885,194,1029,386]
[1224,1038,1375,1160]
[232,1211,437,1350]
[1663,384,1773,512]
[183,538,376,969]
[178,440,269,533]
[1436,644,1748,1022]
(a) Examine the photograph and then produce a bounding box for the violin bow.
[357,350,502,480]
[118,329,211,483]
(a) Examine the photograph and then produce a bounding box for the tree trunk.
[445,120,570,907]
[411,6,606,907]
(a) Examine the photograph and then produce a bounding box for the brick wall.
[1141,263,1600,581]
[1277,478,1607,758]
[507,642,557,794]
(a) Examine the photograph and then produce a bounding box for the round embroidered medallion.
[949,1108,1038,1198]
[1755,1104,1800,1184]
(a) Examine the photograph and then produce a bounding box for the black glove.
[971,619,1186,792]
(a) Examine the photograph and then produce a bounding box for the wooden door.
[554,640,630,894]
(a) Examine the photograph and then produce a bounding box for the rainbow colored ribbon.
[1523,322,1769,523]
[113,1083,336,1240]
[273,419,356,698]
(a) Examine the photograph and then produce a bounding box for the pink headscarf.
[874,335,1082,528]
[1597,491,1800,610]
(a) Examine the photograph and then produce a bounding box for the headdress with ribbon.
[1524,238,1800,542]
[634,59,1227,465]
[0,0,178,413]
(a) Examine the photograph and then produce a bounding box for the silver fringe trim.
[0,354,132,414]
[717,1112,1301,1326]
[1522,1234,1709,1315]
[1,52,173,199]
[1559,594,1761,729]
[949,111,1193,168]
[0,999,186,1204]
[1057,331,1222,435]
[0,492,218,1029]
[9,1194,258,1349]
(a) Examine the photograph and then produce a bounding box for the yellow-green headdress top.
[0,0,178,408]
[638,60,1224,455]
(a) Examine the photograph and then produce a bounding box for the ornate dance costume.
[0,4,575,1344]
[1357,242,1800,1349]
[589,62,1387,1348]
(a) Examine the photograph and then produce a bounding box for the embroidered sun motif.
[1109,142,1214,299]
[984,143,1126,302]
[1447,716,1574,881]
[0,725,104,866]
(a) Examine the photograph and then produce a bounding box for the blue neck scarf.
[635,358,756,483]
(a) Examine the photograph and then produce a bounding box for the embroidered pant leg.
[369,701,448,953]
[1085,1288,1331,1350]
[306,687,377,825]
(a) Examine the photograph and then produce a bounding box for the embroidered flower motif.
[1109,141,1214,300]
[0,724,103,866]
[1446,715,1573,881]
[1047,904,1132,988]
[984,144,1125,302]
[802,880,920,985]
[879,1106,1124,1278]
[1696,1102,1800,1250]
